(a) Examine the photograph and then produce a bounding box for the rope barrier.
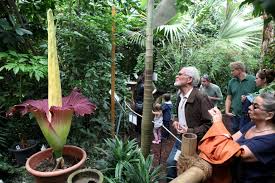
[124,101,142,117]
[124,101,182,143]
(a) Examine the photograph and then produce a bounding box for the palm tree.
[141,0,154,157]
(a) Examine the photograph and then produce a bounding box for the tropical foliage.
[102,137,162,183]
[0,0,272,182]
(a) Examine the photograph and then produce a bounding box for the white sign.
[129,112,137,125]
[174,150,181,161]
[153,72,158,81]
[109,90,121,102]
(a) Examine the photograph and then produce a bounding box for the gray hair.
[183,66,200,86]
[260,92,275,123]
[202,74,210,81]
[261,92,275,112]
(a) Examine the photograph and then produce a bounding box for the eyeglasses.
[178,73,191,78]
[251,102,265,111]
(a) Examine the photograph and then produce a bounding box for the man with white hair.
[166,66,213,181]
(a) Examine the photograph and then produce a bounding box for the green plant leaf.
[13,67,20,74]
[0,52,9,58]
[15,27,33,36]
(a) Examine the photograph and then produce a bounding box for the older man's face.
[174,68,192,87]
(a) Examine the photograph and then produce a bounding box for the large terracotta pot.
[26,145,87,183]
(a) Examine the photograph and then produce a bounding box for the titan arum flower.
[8,9,96,168]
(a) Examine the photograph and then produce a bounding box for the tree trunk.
[141,0,154,158]
[260,13,274,68]
[111,6,116,138]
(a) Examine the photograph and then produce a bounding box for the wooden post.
[171,133,212,183]
[111,6,116,137]
[181,133,197,156]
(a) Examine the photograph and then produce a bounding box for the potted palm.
[8,9,96,183]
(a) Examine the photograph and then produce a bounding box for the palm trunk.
[260,13,274,68]
[141,0,154,158]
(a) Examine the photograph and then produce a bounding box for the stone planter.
[67,168,104,183]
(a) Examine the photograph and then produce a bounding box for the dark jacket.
[162,101,173,122]
[175,88,213,140]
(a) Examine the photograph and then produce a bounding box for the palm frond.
[126,30,146,47]
[156,14,196,44]
[218,9,263,50]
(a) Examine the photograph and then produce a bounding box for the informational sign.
[108,90,121,102]
[153,72,158,81]
[128,112,137,125]
[174,150,181,161]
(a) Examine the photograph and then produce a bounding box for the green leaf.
[19,65,26,72]
[15,28,24,36]
[4,64,15,71]
[29,72,33,78]
[19,57,28,62]
[13,67,20,74]
[35,71,41,81]
[140,0,147,9]
[0,52,9,59]
[15,27,33,36]
[73,31,86,38]
[8,51,17,57]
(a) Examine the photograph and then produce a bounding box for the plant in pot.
[8,132,39,166]
[7,9,96,183]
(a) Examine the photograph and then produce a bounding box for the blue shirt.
[236,122,275,182]
[161,101,173,122]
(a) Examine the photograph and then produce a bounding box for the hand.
[172,121,179,129]
[225,112,235,117]
[173,121,187,134]
[208,107,223,123]
[177,126,188,134]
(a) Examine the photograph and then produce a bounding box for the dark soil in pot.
[36,155,79,172]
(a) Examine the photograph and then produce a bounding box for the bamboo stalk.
[181,133,197,156]
[111,6,116,137]
[171,166,205,183]
[172,132,212,183]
